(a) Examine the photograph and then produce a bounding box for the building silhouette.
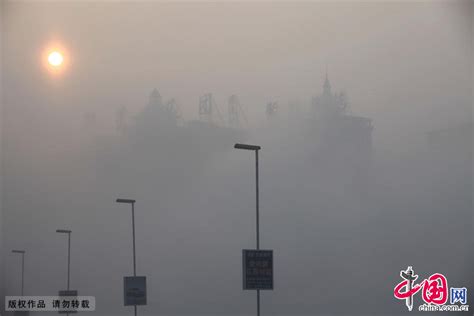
[311,72,373,199]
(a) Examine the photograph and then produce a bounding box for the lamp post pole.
[56,230,72,291]
[116,198,137,316]
[234,143,262,316]
[255,149,259,250]
[132,201,136,277]
[12,250,26,296]
[68,232,71,290]
[255,149,260,316]
[56,229,72,316]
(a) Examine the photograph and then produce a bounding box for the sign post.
[55,229,73,316]
[117,199,147,316]
[234,143,273,316]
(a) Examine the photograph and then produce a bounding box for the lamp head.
[56,229,71,234]
[234,143,261,151]
[116,198,136,204]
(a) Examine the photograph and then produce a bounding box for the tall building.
[311,72,373,198]
[133,88,179,136]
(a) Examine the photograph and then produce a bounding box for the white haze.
[1,1,472,315]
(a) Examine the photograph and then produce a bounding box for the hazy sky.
[3,1,472,139]
[1,2,473,315]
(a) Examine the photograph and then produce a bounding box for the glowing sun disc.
[48,51,63,67]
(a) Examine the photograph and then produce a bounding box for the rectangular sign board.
[242,249,273,290]
[58,290,78,314]
[124,276,147,306]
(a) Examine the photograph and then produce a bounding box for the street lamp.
[234,143,263,316]
[234,143,261,248]
[116,198,141,316]
[12,250,26,296]
[234,143,261,151]
[116,199,137,276]
[56,229,73,316]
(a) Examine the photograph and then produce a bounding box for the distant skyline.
[2,1,471,138]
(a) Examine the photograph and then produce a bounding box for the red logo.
[394,266,448,311]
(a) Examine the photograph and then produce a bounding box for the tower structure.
[165,98,183,125]
[149,88,163,107]
[312,72,348,118]
[228,95,247,128]
[199,93,223,125]
[311,71,373,197]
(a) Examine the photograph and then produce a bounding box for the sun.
[42,43,69,76]
[48,51,64,67]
